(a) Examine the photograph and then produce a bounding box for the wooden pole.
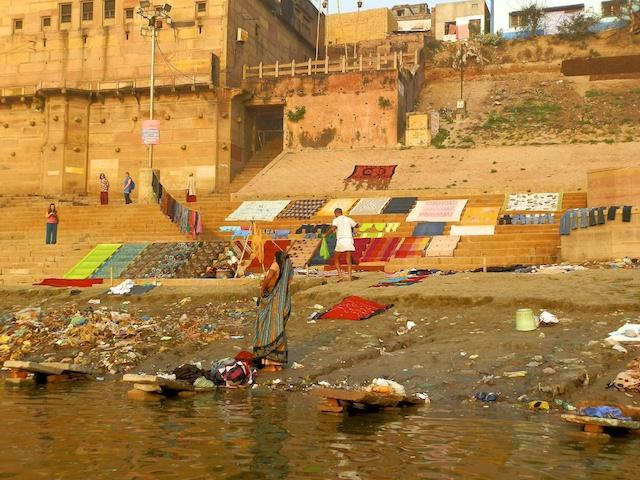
[275,61,279,78]
[110,267,113,286]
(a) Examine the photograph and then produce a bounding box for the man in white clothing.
[326,208,359,281]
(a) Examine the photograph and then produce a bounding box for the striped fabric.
[254,256,293,364]
[393,237,430,259]
[360,238,402,263]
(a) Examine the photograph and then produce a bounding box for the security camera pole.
[137,2,173,169]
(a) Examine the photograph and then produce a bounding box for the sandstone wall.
[326,8,397,45]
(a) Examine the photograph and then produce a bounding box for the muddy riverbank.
[1,269,639,406]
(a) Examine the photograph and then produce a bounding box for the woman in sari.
[254,251,293,372]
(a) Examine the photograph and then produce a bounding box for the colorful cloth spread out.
[64,244,122,279]
[360,237,402,263]
[349,197,391,216]
[254,256,293,365]
[505,193,562,212]
[358,222,400,238]
[345,165,397,190]
[287,239,321,268]
[424,235,460,257]
[277,199,326,219]
[247,240,291,272]
[226,200,290,222]
[320,296,391,321]
[310,235,336,265]
[34,278,104,288]
[317,199,358,217]
[370,272,431,288]
[393,237,430,258]
[449,225,495,236]
[382,197,418,215]
[460,207,501,226]
[412,222,446,237]
[407,199,468,223]
[295,224,332,236]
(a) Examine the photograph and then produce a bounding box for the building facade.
[433,0,490,41]
[491,0,624,38]
[326,8,398,45]
[0,0,322,195]
[392,3,432,33]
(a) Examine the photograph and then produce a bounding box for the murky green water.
[0,382,637,479]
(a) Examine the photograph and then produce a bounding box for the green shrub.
[431,128,450,149]
[286,106,306,122]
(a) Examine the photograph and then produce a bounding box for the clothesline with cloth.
[560,205,632,236]
[153,173,203,239]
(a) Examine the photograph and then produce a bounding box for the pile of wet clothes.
[173,355,256,389]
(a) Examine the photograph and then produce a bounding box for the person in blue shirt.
[123,172,134,204]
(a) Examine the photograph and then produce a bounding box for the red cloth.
[347,165,397,180]
[100,192,109,205]
[334,238,371,265]
[186,194,197,203]
[247,240,291,272]
[321,296,390,321]
[360,238,402,262]
[34,278,104,288]
[394,237,428,259]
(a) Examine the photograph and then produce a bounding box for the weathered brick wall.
[326,8,398,45]
[244,71,402,150]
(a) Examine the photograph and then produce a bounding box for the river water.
[0,382,636,479]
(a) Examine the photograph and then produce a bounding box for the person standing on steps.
[186,172,197,203]
[325,207,359,282]
[123,172,135,204]
[99,173,110,205]
[45,203,58,245]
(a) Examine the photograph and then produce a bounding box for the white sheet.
[406,199,468,223]
[349,197,391,216]
[225,200,290,222]
[608,323,640,343]
[449,225,495,236]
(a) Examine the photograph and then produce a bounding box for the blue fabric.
[123,177,133,194]
[412,222,445,237]
[382,197,417,214]
[309,235,336,265]
[45,223,58,244]
[569,210,578,230]
[581,406,631,421]
[560,212,571,235]
[579,208,588,228]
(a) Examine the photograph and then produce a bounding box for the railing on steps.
[152,173,203,239]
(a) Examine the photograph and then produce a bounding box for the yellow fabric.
[317,198,358,217]
[251,222,265,265]
[460,207,501,226]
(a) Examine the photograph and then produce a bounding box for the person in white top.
[326,208,359,281]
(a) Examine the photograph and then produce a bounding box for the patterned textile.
[358,222,400,238]
[412,222,445,237]
[460,207,501,226]
[344,165,397,191]
[382,197,418,215]
[317,199,358,217]
[226,200,290,222]
[287,239,321,268]
[277,199,326,219]
[505,193,562,212]
[424,236,460,257]
[449,225,495,236]
[370,272,431,288]
[500,213,556,225]
[320,296,390,321]
[254,256,293,364]
[393,237,430,259]
[349,197,391,216]
[122,242,200,278]
[360,237,402,263]
[407,200,468,222]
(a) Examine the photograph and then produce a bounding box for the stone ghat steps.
[385,255,557,272]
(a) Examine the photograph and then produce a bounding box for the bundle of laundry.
[173,358,256,389]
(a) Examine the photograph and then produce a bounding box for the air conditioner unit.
[236,27,248,42]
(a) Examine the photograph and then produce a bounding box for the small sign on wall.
[141,120,160,145]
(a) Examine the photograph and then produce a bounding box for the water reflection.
[0,382,638,479]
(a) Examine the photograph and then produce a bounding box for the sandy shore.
[1,269,639,406]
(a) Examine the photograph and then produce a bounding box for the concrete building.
[433,0,490,41]
[326,8,398,45]
[391,3,432,33]
[0,0,322,195]
[491,1,625,38]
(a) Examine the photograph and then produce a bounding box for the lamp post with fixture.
[137,2,173,169]
[354,1,362,58]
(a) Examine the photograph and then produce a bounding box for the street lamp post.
[137,2,173,169]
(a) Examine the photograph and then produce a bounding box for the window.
[602,1,622,17]
[469,18,482,37]
[124,8,134,20]
[42,16,51,28]
[13,19,23,31]
[444,21,457,35]
[196,2,207,13]
[472,2,479,8]
[509,11,526,28]
[60,3,72,24]
[104,0,116,19]
[82,1,94,21]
